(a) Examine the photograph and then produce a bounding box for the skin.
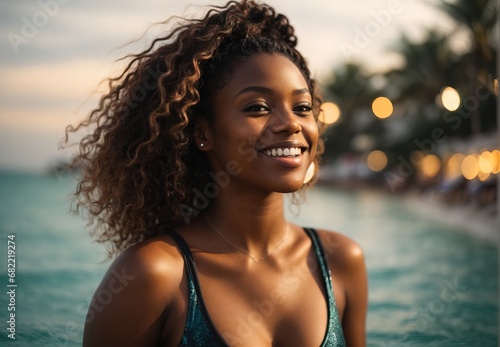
[83,54,367,346]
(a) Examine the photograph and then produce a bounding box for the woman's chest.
[163,256,344,346]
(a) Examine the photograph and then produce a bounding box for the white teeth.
[264,147,302,157]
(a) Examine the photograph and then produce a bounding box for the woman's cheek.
[304,119,319,150]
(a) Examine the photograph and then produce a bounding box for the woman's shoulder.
[83,233,186,345]
[109,233,185,288]
[91,233,186,315]
[313,228,365,275]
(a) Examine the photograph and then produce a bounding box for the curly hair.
[64,0,325,258]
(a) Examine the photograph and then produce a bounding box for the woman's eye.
[294,104,313,113]
[243,104,270,113]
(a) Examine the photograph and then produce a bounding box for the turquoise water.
[0,171,497,346]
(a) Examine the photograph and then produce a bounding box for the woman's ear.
[194,119,213,151]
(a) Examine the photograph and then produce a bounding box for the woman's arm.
[83,240,179,346]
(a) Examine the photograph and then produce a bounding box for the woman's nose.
[269,107,301,134]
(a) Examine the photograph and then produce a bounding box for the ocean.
[0,171,497,346]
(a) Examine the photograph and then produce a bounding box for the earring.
[200,143,205,148]
[303,162,315,184]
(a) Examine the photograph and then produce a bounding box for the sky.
[0,0,458,173]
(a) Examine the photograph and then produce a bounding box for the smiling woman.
[64,1,367,346]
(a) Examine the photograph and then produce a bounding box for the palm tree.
[384,29,462,103]
[321,62,377,161]
[434,0,496,63]
[431,0,497,133]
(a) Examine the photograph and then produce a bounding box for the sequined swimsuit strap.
[304,228,346,347]
[167,230,227,346]
[304,228,334,305]
[167,230,197,288]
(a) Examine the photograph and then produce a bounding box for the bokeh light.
[446,153,465,179]
[420,154,441,177]
[371,97,393,119]
[440,87,461,111]
[366,150,388,172]
[478,171,491,182]
[318,102,341,124]
[478,151,494,175]
[492,150,500,174]
[462,154,479,180]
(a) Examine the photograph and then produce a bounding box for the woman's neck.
[205,190,288,257]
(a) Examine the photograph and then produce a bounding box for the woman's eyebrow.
[235,86,311,97]
[236,85,273,96]
[292,88,311,96]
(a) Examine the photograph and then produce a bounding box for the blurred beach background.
[0,0,498,346]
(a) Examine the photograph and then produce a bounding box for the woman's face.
[204,53,318,194]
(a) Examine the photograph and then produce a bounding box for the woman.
[68,1,367,345]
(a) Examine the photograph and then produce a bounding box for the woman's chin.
[273,179,308,194]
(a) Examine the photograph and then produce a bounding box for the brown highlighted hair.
[64,0,324,258]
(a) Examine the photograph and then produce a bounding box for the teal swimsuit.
[168,227,346,347]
